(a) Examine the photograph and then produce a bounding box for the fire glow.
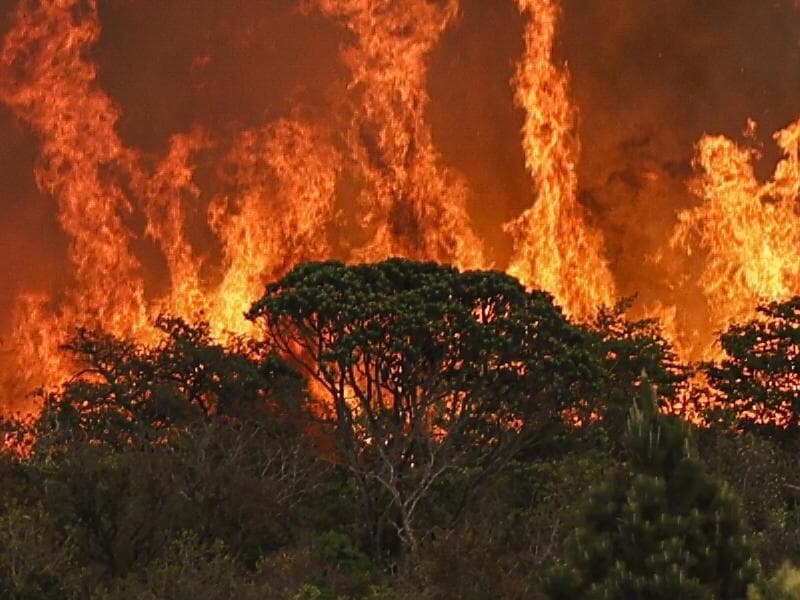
[0,0,798,411]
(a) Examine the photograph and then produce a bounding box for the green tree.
[590,300,687,432]
[32,316,302,454]
[247,259,601,557]
[705,296,800,433]
[545,385,758,599]
[0,501,80,599]
[699,430,800,572]
[16,316,326,579]
[96,532,271,600]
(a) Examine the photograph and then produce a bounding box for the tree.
[705,297,800,433]
[0,501,79,599]
[247,259,601,557]
[545,385,758,599]
[32,315,303,454]
[589,300,687,430]
[96,532,272,600]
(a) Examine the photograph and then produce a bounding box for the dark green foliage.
[1,260,791,598]
[407,452,614,600]
[705,296,800,433]
[699,431,800,572]
[96,532,273,600]
[590,300,687,433]
[545,386,758,599]
[32,315,303,454]
[0,501,80,599]
[248,259,602,555]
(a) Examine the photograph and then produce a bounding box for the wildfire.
[0,0,798,415]
[0,1,344,394]
[208,119,340,336]
[671,118,800,352]
[505,0,616,321]
[312,0,485,269]
[0,0,153,390]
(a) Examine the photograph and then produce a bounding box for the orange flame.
[0,1,344,396]
[4,0,796,422]
[505,0,616,321]
[313,0,485,269]
[0,0,153,390]
[672,118,800,343]
[208,119,340,335]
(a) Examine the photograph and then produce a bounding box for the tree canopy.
[1,259,797,598]
[247,259,602,554]
[705,296,800,432]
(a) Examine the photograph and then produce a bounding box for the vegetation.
[545,385,757,598]
[0,259,799,599]
[705,297,800,433]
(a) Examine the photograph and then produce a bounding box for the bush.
[544,386,759,599]
[748,562,800,599]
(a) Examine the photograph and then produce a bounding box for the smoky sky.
[0,0,799,339]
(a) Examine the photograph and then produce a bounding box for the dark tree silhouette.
[706,297,800,433]
[247,258,601,556]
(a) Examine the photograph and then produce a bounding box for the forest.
[1,258,800,599]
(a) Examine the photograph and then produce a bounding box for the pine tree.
[545,383,759,599]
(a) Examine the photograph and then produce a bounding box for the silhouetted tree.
[247,259,602,556]
[704,297,800,433]
[589,299,687,438]
[33,315,303,454]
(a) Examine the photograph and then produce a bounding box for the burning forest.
[0,0,797,411]
[1,1,800,596]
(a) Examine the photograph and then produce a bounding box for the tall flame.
[0,0,152,387]
[313,0,484,269]
[140,130,208,321]
[0,0,342,394]
[672,118,800,339]
[4,0,796,411]
[505,0,615,320]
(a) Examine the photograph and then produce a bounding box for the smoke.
[560,0,800,290]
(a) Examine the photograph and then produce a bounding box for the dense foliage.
[247,260,600,556]
[546,385,757,598]
[0,260,799,599]
[705,297,800,433]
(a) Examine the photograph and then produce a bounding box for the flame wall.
[0,0,798,410]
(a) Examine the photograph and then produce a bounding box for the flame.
[671,118,800,342]
[0,0,488,402]
[312,0,484,269]
[140,129,208,321]
[208,120,340,335]
[505,0,615,320]
[0,1,343,396]
[2,0,797,423]
[0,0,154,389]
